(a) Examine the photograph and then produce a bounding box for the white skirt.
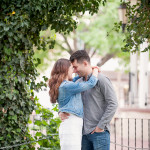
[59,114,83,150]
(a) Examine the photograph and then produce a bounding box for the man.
[59,50,118,150]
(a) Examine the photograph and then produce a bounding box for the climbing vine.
[0,0,106,149]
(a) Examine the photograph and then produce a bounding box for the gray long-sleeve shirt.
[80,73,118,135]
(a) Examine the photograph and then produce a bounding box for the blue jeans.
[81,130,110,150]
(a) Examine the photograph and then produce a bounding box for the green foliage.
[0,0,106,149]
[0,47,38,149]
[78,1,125,55]
[32,104,61,150]
[121,0,150,52]
[54,0,129,68]
[33,29,62,72]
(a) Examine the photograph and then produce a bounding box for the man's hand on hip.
[91,126,104,134]
[59,112,70,121]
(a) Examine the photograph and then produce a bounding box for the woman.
[48,58,98,150]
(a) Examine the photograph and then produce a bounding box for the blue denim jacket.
[57,75,98,118]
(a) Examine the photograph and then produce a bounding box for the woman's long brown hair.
[48,59,71,103]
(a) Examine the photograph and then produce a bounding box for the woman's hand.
[92,68,99,77]
[92,66,101,72]
[92,66,100,77]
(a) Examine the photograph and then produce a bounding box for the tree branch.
[61,34,74,54]
[55,42,68,52]
[97,53,116,67]
[91,49,97,58]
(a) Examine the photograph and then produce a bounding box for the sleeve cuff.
[97,122,106,130]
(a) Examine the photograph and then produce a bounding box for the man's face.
[72,59,87,77]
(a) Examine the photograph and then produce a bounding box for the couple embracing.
[48,50,118,150]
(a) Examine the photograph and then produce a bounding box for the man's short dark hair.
[70,50,90,63]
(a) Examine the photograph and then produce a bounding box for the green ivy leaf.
[35,132,42,137]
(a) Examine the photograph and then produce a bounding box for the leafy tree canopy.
[54,0,129,69]
[121,0,150,52]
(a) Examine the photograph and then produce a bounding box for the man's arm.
[98,75,118,129]
[92,75,118,133]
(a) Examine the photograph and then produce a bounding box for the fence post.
[121,118,123,150]
[148,119,150,149]
[141,119,143,149]
[128,118,129,150]
[114,118,116,150]
[135,119,136,149]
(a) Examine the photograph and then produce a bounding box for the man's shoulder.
[98,73,110,80]
[97,73,112,85]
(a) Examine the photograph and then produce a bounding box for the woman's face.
[68,65,73,80]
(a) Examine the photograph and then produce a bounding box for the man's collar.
[83,73,92,81]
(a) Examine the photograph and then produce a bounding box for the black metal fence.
[110,118,150,150]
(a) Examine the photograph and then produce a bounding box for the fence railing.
[1,116,150,150]
[110,118,150,150]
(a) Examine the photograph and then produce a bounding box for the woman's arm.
[63,75,98,94]
[72,75,80,82]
